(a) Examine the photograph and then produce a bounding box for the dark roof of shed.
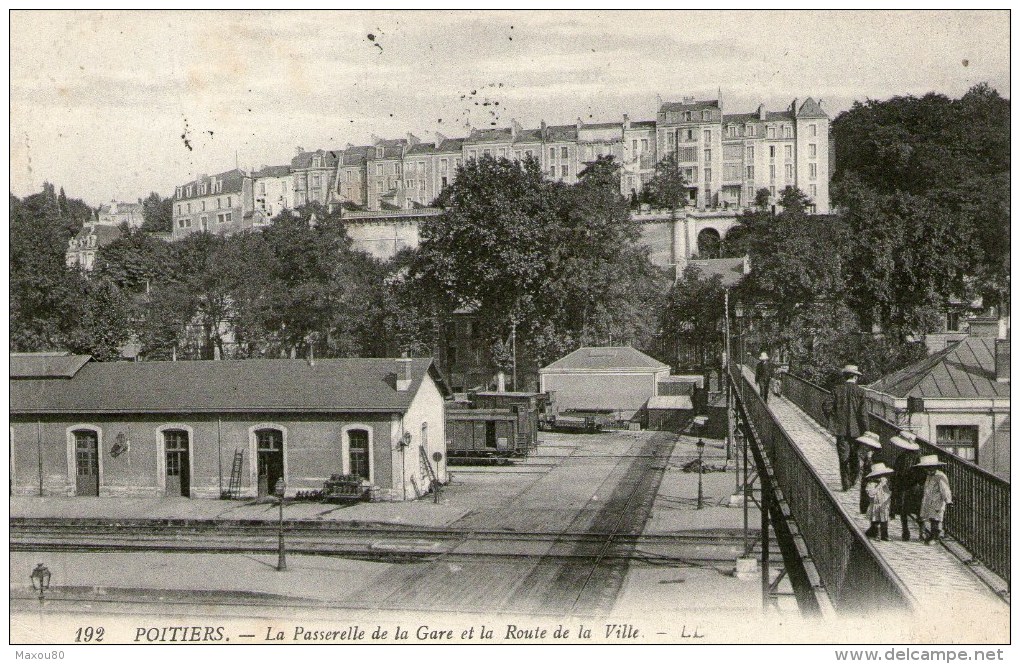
[11,357,450,414]
[541,346,669,372]
[11,353,92,379]
[867,337,1009,399]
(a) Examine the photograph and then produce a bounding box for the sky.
[8,10,1010,206]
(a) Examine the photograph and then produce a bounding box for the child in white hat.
[855,431,883,515]
[864,462,894,541]
[916,454,952,544]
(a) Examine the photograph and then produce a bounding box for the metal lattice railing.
[731,365,915,612]
[780,372,1011,585]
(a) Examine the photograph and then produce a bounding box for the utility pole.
[511,318,517,392]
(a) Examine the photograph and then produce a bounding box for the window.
[770,186,776,197]
[809,184,817,198]
[727,125,736,138]
[678,146,697,162]
[200,183,207,195]
[667,132,675,147]
[810,123,817,137]
[561,165,568,177]
[684,129,694,141]
[746,165,754,179]
[227,196,232,207]
[723,163,740,180]
[441,176,448,187]
[441,158,448,172]
[723,144,742,160]
[514,150,521,160]
[769,164,776,181]
[703,129,711,143]
[524,150,533,159]
[809,163,818,180]
[641,138,648,151]
[224,212,233,223]
[561,146,568,159]
[312,155,322,167]
[483,149,491,157]
[549,167,556,177]
[746,125,755,137]
[936,425,978,462]
[632,139,638,151]
[746,146,754,161]
[176,187,181,198]
[769,146,776,160]
[376,164,383,176]
[499,148,506,158]
[312,174,320,187]
[785,145,793,160]
[549,147,556,160]
[347,171,353,182]
[177,204,182,215]
[201,200,206,212]
[809,143,817,158]
[200,217,208,231]
[186,203,191,214]
[704,149,712,163]
[785,163,794,179]
[767,126,776,139]
[704,168,712,183]
[784,126,793,138]
[703,110,710,120]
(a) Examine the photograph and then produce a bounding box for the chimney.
[396,354,413,391]
[968,316,1000,338]
[577,116,583,131]
[540,119,547,140]
[510,119,522,141]
[497,371,506,392]
[758,104,766,121]
[791,98,798,115]
[995,339,1010,383]
[407,132,420,146]
[435,131,448,146]
[622,113,630,130]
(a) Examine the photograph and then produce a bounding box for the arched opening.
[697,228,722,259]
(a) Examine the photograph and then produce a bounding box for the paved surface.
[740,366,1009,629]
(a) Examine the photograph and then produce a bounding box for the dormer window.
[703,110,711,121]
[376,147,384,158]
[312,155,323,167]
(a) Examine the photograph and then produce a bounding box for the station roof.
[540,346,669,373]
[10,353,92,379]
[867,337,1010,400]
[11,357,451,414]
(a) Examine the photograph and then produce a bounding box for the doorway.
[164,430,191,497]
[348,429,370,482]
[256,429,284,497]
[74,430,99,496]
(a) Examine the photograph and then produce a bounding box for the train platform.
[739,366,1009,631]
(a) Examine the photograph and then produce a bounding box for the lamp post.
[274,479,287,572]
[693,416,708,510]
[30,563,51,601]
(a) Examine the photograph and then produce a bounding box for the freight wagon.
[445,390,550,460]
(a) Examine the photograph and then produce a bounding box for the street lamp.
[30,563,51,600]
[693,416,708,510]
[274,479,287,572]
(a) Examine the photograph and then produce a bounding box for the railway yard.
[11,429,768,640]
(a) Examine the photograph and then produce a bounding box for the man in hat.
[855,431,883,514]
[755,352,773,404]
[864,462,894,540]
[889,431,923,541]
[916,454,952,544]
[824,364,869,491]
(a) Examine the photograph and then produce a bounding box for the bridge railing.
[731,365,914,613]
[780,372,1011,585]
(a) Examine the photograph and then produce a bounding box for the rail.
[780,372,1011,585]
[731,364,915,612]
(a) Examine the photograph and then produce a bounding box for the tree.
[140,192,174,233]
[659,266,726,372]
[642,153,689,217]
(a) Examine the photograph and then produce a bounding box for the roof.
[647,395,694,410]
[765,111,795,121]
[11,357,451,415]
[796,97,828,119]
[660,99,720,113]
[437,138,465,152]
[11,353,92,379]
[291,150,341,170]
[686,256,749,288]
[515,128,544,143]
[540,346,669,373]
[253,165,291,179]
[546,124,578,141]
[723,113,758,124]
[368,145,405,160]
[465,128,512,144]
[867,337,1010,400]
[71,224,123,245]
[98,201,142,215]
[176,169,246,199]
[406,142,438,155]
[581,122,621,131]
[628,120,657,129]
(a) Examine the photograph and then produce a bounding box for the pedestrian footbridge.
[729,364,1009,618]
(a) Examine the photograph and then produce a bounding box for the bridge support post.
[761,480,770,611]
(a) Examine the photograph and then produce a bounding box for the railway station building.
[10,353,451,501]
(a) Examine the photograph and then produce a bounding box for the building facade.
[252,165,293,225]
[10,354,451,501]
[65,223,124,270]
[291,149,339,208]
[172,169,255,240]
[96,200,144,228]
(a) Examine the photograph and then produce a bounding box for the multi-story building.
[96,200,144,228]
[622,116,657,200]
[334,145,371,208]
[172,169,255,240]
[291,148,339,207]
[403,141,437,208]
[366,137,411,210]
[66,223,123,270]
[252,165,292,225]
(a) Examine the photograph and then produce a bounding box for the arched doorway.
[697,228,722,258]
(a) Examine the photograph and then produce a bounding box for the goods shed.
[539,346,670,424]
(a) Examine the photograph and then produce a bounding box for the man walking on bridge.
[755,352,774,404]
[824,364,869,491]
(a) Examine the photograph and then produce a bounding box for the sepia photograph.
[7,8,1011,655]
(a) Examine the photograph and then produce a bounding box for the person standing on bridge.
[864,462,894,541]
[755,352,773,404]
[824,364,869,491]
[889,432,922,541]
[916,455,952,544]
